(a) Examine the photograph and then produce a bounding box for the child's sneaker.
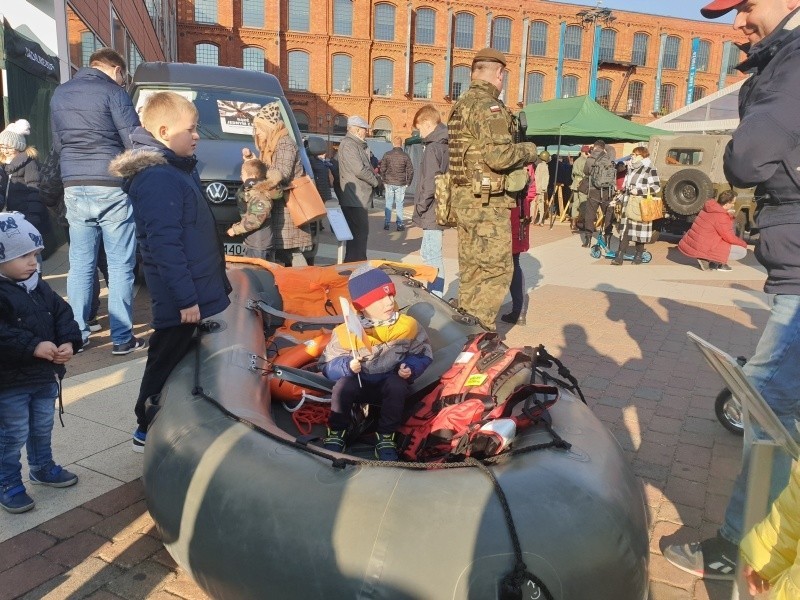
[375,432,399,461]
[29,462,78,488]
[132,429,147,453]
[1,484,35,513]
[323,428,346,452]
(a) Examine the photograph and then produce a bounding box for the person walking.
[379,136,414,231]
[570,146,590,233]
[678,190,748,271]
[447,47,539,331]
[611,147,660,266]
[663,0,800,580]
[50,47,143,355]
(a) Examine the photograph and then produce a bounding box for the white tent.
[648,79,746,134]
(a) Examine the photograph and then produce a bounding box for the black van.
[129,62,312,255]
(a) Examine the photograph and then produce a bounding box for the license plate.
[224,243,245,256]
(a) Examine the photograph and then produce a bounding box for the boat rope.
[534,344,588,405]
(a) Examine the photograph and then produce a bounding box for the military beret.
[472,47,507,67]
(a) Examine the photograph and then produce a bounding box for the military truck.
[648,134,755,238]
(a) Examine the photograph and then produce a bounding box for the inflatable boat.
[142,260,649,600]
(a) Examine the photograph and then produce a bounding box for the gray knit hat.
[0,119,31,152]
[0,212,44,263]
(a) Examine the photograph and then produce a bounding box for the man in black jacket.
[663,0,800,581]
[379,136,414,231]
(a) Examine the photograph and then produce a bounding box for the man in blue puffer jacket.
[50,47,142,355]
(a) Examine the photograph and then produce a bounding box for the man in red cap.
[663,0,800,582]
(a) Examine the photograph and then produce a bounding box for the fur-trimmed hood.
[108,127,197,181]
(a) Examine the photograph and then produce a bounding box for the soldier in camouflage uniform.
[447,48,539,330]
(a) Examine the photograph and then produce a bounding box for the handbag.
[285,174,327,227]
[639,193,664,223]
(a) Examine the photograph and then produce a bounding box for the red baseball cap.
[701,0,743,19]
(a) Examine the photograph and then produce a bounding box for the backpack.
[589,151,616,191]
[397,333,559,462]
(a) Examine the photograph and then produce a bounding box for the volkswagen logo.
[206,182,229,204]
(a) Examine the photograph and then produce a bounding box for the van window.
[132,86,297,143]
[666,148,703,166]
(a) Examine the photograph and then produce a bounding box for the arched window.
[293,110,309,132]
[529,21,547,56]
[372,117,392,140]
[241,0,263,27]
[195,0,217,23]
[599,29,616,62]
[692,86,707,102]
[696,40,711,72]
[451,65,470,100]
[526,72,544,104]
[627,81,644,114]
[333,0,352,36]
[242,47,264,71]
[415,8,435,45]
[195,43,218,66]
[288,0,310,31]
[659,83,677,113]
[332,54,352,93]
[288,51,309,90]
[333,114,348,134]
[374,3,396,41]
[454,13,474,49]
[663,36,681,70]
[564,26,582,60]
[631,33,649,66]
[491,17,511,53]
[373,58,394,96]
[596,78,612,109]
[413,62,433,99]
[562,75,579,98]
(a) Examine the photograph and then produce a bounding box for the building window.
[413,62,433,99]
[660,83,677,113]
[726,43,742,74]
[294,110,309,132]
[454,13,474,49]
[599,29,616,62]
[526,72,544,104]
[692,86,707,102]
[288,51,310,90]
[243,47,265,71]
[373,58,394,96]
[332,54,352,93]
[195,43,218,66]
[333,114,348,134]
[288,0,310,32]
[451,65,470,100]
[491,17,511,53]
[529,21,547,56]
[415,8,435,45]
[631,33,648,66]
[242,0,264,27]
[627,81,644,114]
[663,35,681,70]
[80,31,101,67]
[195,0,217,24]
[372,117,392,140]
[596,78,612,109]
[128,39,143,75]
[696,40,711,72]
[562,75,579,98]
[374,3,396,42]
[564,26,582,60]
[333,0,353,36]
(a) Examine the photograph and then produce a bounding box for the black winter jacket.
[2,151,49,232]
[379,147,414,186]
[724,9,800,294]
[0,277,82,391]
[412,123,448,231]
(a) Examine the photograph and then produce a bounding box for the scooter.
[714,356,746,436]
[589,230,652,263]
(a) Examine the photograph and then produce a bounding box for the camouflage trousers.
[454,204,513,331]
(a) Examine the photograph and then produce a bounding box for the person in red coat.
[502,163,535,325]
[678,190,747,271]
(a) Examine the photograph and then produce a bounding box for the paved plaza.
[0,205,772,599]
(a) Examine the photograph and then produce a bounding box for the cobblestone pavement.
[0,209,770,599]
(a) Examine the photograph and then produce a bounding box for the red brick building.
[176,0,746,139]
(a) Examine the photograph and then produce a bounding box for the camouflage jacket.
[447,79,538,207]
[229,176,279,237]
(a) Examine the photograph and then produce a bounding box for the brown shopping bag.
[286,174,327,227]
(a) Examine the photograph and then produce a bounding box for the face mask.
[630,158,643,169]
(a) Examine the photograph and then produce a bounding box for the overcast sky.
[549,0,736,24]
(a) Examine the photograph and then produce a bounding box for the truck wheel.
[664,169,714,216]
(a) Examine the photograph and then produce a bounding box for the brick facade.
[176,0,746,139]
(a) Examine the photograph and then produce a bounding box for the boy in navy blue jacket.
[110,92,231,453]
[0,213,83,513]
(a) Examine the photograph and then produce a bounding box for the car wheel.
[715,389,744,436]
[663,169,714,216]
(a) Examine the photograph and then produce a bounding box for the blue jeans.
[719,294,800,544]
[0,382,58,489]
[65,186,137,345]
[420,229,444,297]
[384,185,407,225]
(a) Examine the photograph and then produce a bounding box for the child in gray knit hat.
[0,120,47,244]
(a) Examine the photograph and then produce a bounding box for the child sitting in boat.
[226,157,281,261]
[320,265,432,461]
